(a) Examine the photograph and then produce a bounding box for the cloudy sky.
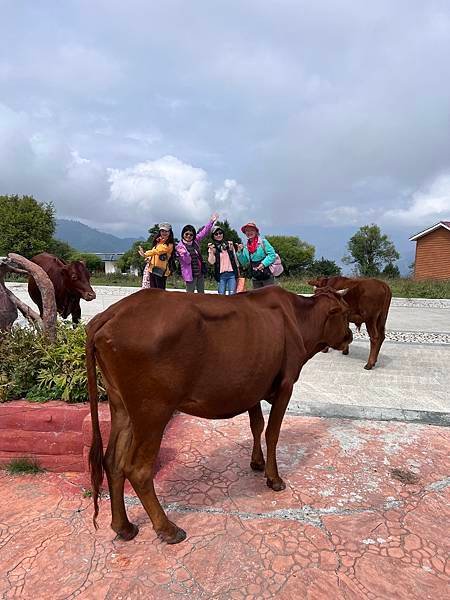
[1,0,450,242]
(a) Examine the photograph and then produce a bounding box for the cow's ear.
[328,306,342,316]
[336,288,349,296]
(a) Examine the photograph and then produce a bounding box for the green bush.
[0,322,105,403]
[3,457,45,475]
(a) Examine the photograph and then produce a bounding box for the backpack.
[260,239,284,277]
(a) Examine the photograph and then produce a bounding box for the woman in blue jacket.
[236,221,277,289]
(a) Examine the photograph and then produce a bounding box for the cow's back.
[346,279,391,324]
[89,287,294,418]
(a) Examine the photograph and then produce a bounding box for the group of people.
[138,214,279,294]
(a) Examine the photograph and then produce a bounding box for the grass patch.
[4,457,45,475]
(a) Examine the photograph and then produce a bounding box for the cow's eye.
[71,274,77,280]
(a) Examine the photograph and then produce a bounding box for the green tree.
[343,224,400,277]
[116,224,162,275]
[117,240,149,275]
[70,252,103,272]
[48,238,75,261]
[266,235,315,276]
[0,195,55,258]
[308,257,342,277]
[382,262,400,279]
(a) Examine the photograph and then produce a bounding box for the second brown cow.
[28,253,96,324]
[87,286,352,544]
[308,276,392,370]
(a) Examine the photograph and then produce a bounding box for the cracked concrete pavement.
[2,284,449,598]
[0,413,449,599]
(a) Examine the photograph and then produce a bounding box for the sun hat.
[158,222,172,231]
[211,225,224,236]
[240,221,259,234]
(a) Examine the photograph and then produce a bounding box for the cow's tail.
[86,318,105,530]
[381,282,393,327]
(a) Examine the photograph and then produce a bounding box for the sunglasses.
[183,232,194,238]
[213,231,224,236]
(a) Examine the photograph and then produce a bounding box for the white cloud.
[384,174,450,225]
[107,156,250,228]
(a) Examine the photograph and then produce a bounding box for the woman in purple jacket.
[176,213,218,292]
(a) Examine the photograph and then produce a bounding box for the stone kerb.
[0,400,93,472]
[0,400,170,477]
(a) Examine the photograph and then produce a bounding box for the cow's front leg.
[265,379,293,491]
[71,304,81,325]
[248,403,265,471]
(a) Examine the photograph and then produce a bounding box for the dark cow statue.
[28,253,96,324]
[87,286,352,543]
[308,276,392,370]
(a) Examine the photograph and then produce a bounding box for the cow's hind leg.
[104,403,138,541]
[265,379,293,492]
[248,403,265,471]
[125,410,185,544]
[364,317,380,370]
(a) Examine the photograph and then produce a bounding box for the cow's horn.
[336,288,349,296]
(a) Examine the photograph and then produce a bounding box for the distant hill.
[55,219,139,252]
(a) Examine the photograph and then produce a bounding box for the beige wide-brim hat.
[158,222,172,231]
[241,221,259,234]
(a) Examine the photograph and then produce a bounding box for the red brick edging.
[0,400,110,473]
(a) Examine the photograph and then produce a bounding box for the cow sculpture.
[87,285,352,543]
[308,276,392,370]
[28,253,96,324]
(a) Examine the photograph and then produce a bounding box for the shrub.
[0,326,45,399]
[3,457,45,475]
[70,252,103,273]
[0,322,105,403]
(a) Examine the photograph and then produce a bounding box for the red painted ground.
[0,414,449,599]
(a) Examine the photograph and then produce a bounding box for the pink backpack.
[260,239,284,277]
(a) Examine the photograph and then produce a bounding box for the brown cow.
[28,253,96,324]
[308,276,392,370]
[86,286,352,543]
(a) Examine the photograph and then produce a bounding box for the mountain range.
[55,219,138,253]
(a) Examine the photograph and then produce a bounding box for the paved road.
[7,283,450,423]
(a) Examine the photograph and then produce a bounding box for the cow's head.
[314,286,352,351]
[61,261,96,301]
[307,276,328,289]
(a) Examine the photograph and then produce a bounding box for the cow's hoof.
[364,363,374,370]
[157,524,187,545]
[342,348,349,356]
[115,523,139,541]
[250,460,265,471]
[266,478,286,492]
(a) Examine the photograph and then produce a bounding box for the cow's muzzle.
[336,328,353,352]
[83,291,96,301]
